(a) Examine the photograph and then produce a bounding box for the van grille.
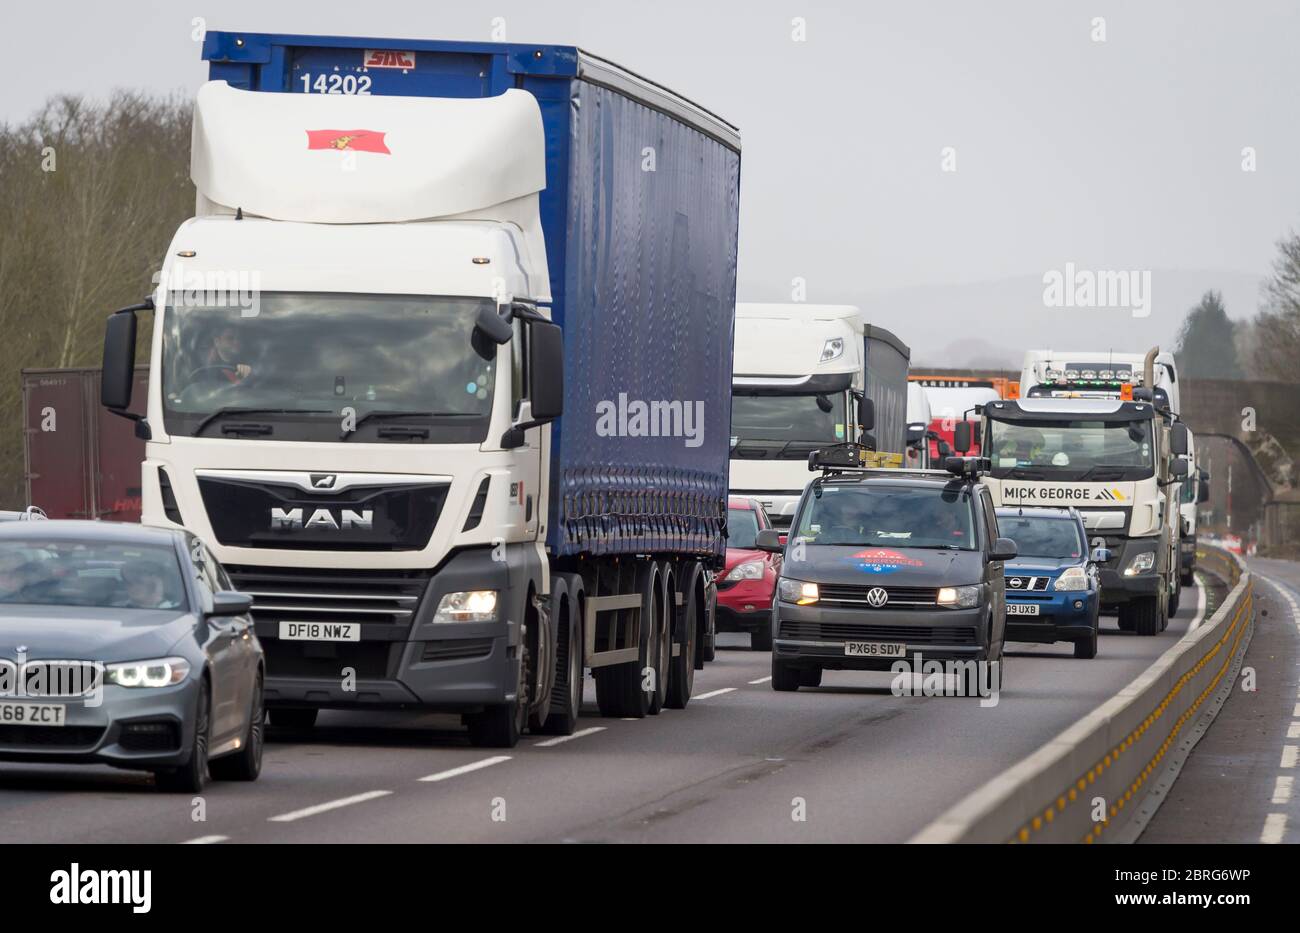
[779,620,978,644]
[816,584,938,608]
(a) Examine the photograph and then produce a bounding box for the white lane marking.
[692,687,737,700]
[269,789,392,823]
[182,835,229,844]
[1272,776,1294,805]
[1289,723,1300,739]
[418,755,511,783]
[534,727,606,747]
[620,717,639,721]
[1294,703,1300,717]
[1261,813,1288,844]
[1187,576,1208,632]
[1283,745,1299,769]
[748,676,772,685]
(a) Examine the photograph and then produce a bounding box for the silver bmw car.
[0,520,264,791]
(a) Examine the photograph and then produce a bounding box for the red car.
[717,496,782,650]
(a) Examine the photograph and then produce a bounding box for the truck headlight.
[434,590,498,623]
[937,584,981,609]
[819,338,844,363]
[105,657,190,688]
[725,560,765,583]
[1053,567,1088,591]
[1123,552,1155,576]
[778,578,819,605]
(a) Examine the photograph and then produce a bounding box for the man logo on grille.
[866,587,889,608]
[310,474,337,489]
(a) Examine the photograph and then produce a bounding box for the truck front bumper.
[1093,537,1162,608]
[772,600,989,671]
[257,547,536,713]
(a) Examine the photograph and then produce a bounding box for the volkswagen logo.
[866,587,889,608]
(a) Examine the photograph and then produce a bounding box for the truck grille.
[779,620,978,644]
[817,584,938,609]
[225,565,431,629]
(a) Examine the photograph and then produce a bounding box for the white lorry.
[728,303,909,526]
[99,32,741,748]
[971,348,1191,635]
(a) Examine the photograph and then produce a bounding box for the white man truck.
[971,348,1190,635]
[99,32,741,747]
[729,303,910,527]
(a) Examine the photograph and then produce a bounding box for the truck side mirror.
[953,421,972,455]
[528,320,564,422]
[102,311,138,411]
[970,422,981,450]
[857,397,875,433]
[1170,458,1189,477]
[1197,470,1210,504]
[1170,422,1189,456]
[475,303,514,345]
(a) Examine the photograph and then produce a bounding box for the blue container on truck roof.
[202,32,742,561]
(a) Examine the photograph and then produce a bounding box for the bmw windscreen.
[161,293,499,443]
[0,539,188,611]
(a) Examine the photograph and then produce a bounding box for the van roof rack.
[808,444,989,480]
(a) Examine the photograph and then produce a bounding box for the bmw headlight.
[819,338,844,363]
[936,584,981,609]
[1123,552,1155,576]
[725,560,765,583]
[778,578,819,605]
[105,657,190,689]
[434,590,498,623]
[1053,567,1089,591]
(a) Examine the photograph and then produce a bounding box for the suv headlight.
[725,560,765,583]
[778,578,819,605]
[434,590,498,623]
[937,584,981,609]
[1053,567,1088,591]
[819,338,844,363]
[1123,552,1155,576]
[105,657,190,688]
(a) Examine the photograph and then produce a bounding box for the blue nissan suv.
[995,507,1109,659]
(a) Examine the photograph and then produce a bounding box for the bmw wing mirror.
[209,590,253,617]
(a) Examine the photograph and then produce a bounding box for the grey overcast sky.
[2,0,1297,364]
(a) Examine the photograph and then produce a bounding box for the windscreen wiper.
[341,410,475,440]
[191,407,330,437]
[1076,465,1129,481]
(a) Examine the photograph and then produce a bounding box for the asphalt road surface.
[0,575,1232,843]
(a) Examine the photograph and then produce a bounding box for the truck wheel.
[751,622,773,652]
[1180,569,1194,587]
[665,572,698,709]
[647,564,671,715]
[1123,597,1161,636]
[1168,583,1181,619]
[536,578,581,736]
[594,563,656,719]
[798,666,822,687]
[771,658,801,692]
[269,707,317,730]
[467,650,528,748]
[1116,612,1135,633]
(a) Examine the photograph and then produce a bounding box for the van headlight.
[105,657,190,688]
[434,590,498,623]
[1123,552,1155,576]
[778,578,819,605]
[936,585,981,609]
[1053,567,1088,591]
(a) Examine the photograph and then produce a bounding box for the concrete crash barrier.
[911,547,1252,844]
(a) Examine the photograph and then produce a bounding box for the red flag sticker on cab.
[305,129,391,154]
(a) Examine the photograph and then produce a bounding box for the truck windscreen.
[730,393,847,456]
[161,293,497,443]
[986,416,1154,481]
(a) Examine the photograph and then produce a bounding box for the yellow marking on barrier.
[1006,582,1254,843]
